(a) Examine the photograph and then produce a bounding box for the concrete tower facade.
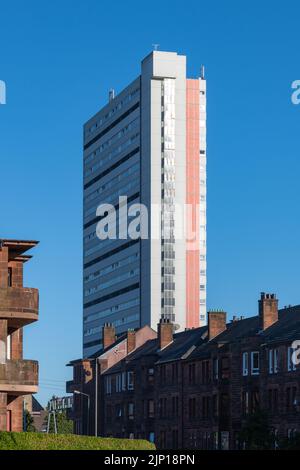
[83,51,206,357]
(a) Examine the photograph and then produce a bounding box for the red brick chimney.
[158,318,173,350]
[127,329,136,354]
[102,323,116,349]
[259,293,278,330]
[208,310,227,340]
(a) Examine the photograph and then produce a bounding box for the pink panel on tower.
[186,79,200,329]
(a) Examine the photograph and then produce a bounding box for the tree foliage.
[45,411,73,435]
[239,410,275,450]
[24,410,36,433]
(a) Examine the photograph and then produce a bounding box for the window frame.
[250,351,260,375]
[242,352,249,376]
[127,370,134,390]
[287,346,296,372]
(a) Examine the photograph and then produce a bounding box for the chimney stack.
[127,329,136,354]
[208,310,227,340]
[259,293,278,330]
[158,318,173,350]
[102,323,116,349]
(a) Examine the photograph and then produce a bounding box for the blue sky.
[0,0,299,404]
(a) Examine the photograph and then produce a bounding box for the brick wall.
[100,322,300,449]
[0,240,39,432]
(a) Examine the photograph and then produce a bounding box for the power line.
[40,378,67,383]
[39,385,66,391]
[39,382,66,387]
[40,384,65,387]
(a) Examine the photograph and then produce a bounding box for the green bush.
[0,432,156,450]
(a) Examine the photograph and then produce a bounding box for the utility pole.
[47,411,57,434]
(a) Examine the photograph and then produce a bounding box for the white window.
[213,358,219,380]
[128,402,134,419]
[116,404,122,417]
[273,429,279,449]
[251,352,260,375]
[242,352,249,376]
[269,349,279,374]
[269,349,273,374]
[287,346,296,371]
[274,349,278,373]
[121,372,126,391]
[116,374,122,392]
[105,376,112,395]
[127,371,134,390]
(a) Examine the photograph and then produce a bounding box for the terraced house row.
[67,292,300,449]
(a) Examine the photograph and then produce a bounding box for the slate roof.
[67,332,128,365]
[263,305,300,343]
[189,305,300,360]
[155,326,207,364]
[104,305,300,372]
[89,332,127,359]
[103,326,207,375]
[71,305,300,372]
[32,396,45,413]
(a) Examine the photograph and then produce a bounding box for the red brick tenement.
[66,324,157,435]
[0,239,39,432]
[68,294,300,450]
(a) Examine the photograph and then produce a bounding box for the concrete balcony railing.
[0,359,38,395]
[0,287,39,327]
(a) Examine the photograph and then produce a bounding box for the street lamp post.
[74,390,90,435]
[87,357,100,437]
[95,358,99,437]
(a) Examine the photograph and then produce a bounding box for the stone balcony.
[0,359,38,395]
[0,287,39,327]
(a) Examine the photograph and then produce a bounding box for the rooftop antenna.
[200,64,205,79]
[109,88,115,102]
[152,44,160,51]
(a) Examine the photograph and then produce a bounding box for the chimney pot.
[127,330,136,354]
[158,317,173,349]
[259,292,278,330]
[102,324,116,349]
[208,310,227,340]
[109,88,115,102]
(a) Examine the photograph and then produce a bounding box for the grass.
[0,432,156,450]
